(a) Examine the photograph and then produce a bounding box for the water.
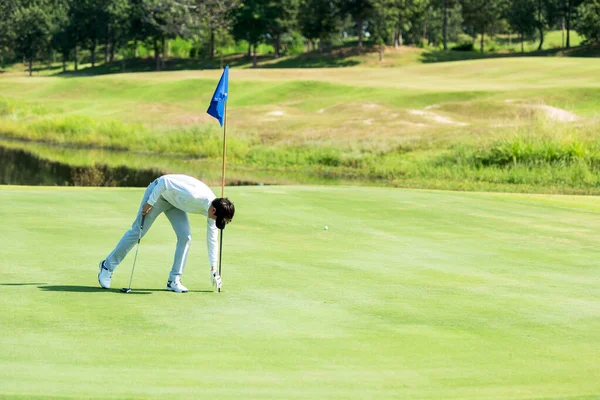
[0,144,163,186]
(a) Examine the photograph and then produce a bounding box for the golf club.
[218,229,223,292]
[121,214,145,294]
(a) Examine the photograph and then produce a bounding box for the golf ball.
[324,226,328,230]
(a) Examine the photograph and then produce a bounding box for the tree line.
[1,0,599,75]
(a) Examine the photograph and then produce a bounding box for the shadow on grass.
[38,285,152,295]
[1,282,47,286]
[57,48,362,76]
[421,44,600,63]
[37,285,213,294]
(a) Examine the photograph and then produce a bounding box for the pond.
[0,144,163,186]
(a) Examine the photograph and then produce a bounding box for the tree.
[506,0,536,52]
[0,0,18,63]
[51,0,73,72]
[562,0,585,47]
[574,0,600,43]
[232,0,268,66]
[340,0,375,49]
[298,0,341,52]
[141,0,195,70]
[370,0,399,60]
[462,0,507,52]
[392,0,429,46]
[265,0,299,58]
[12,0,56,76]
[435,0,460,50]
[193,0,240,59]
[104,0,131,64]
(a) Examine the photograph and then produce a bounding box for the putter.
[121,214,146,294]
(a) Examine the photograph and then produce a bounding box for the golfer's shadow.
[37,285,213,294]
[38,285,153,295]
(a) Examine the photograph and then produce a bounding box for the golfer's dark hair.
[212,198,235,220]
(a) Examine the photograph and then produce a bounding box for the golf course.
[2,31,600,398]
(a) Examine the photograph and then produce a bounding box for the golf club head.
[120,288,131,293]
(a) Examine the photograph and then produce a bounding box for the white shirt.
[146,174,219,267]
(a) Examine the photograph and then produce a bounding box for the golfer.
[98,174,235,293]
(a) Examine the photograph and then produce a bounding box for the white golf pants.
[105,179,192,282]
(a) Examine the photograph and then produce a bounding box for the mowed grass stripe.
[0,185,598,399]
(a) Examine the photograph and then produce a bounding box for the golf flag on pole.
[206,65,229,127]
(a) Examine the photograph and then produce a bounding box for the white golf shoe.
[211,268,222,291]
[98,260,112,289]
[166,277,188,293]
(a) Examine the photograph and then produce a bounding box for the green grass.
[0,185,599,399]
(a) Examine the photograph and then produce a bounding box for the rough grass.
[1,57,600,191]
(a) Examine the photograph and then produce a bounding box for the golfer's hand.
[142,203,153,216]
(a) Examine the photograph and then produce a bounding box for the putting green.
[0,185,598,399]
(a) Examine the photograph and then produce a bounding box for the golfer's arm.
[206,221,219,268]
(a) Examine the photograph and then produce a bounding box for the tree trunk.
[110,41,116,63]
[357,16,364,49]
[104,32,109,64]
[480,30,484,53]
[161,36,166,69]
[561,18,565,48]
[252,44,257,67]
[210,29,215,59]
[247,41,251,58]
[379,45,383,62]
[521,31,524,53]
[62,53,66,72]
[319,33,323,53]
[537,1,544,51]
[154,38,160,71]
[443,0,448,51]
[29,58,33,76]
[274,34,280,58]
[91,40,96,68]
[134,39,138,58]
[74,45,78,71]
[566,0,571,48]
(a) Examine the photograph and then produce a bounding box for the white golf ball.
[324,226,328,230]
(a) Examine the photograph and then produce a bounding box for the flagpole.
[221,102,227,198]
[218,83,227,283]
[207,65,229,291]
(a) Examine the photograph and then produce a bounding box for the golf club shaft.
[126,214,145,290]
[218,229,223,277]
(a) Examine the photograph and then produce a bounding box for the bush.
[169,37,193,58]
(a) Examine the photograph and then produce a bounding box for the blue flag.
[206,66,229,127]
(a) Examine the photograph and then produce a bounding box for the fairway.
[1,185,599,399]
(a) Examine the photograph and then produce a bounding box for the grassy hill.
[1,185,599,399]
[2,55,600,192]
